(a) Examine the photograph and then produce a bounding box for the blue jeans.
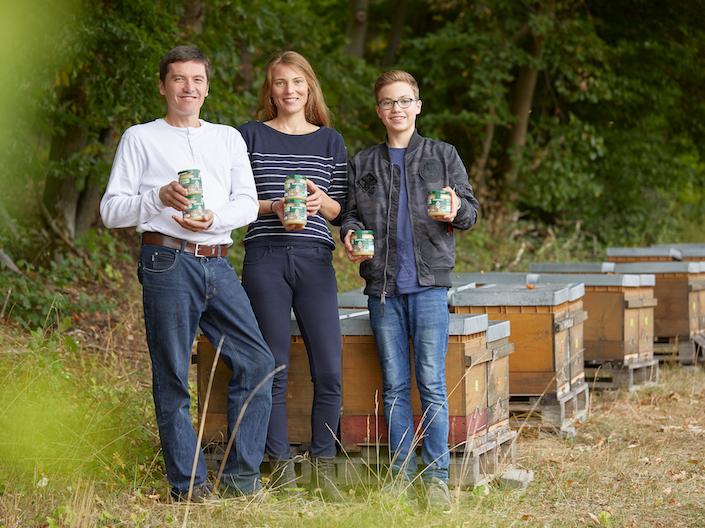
[242,243,342,460]
[368,288,450,482]
[139,244,274,495]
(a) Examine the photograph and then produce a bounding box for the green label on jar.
[184,194,206,220]
[284,174,307,200]
[352,230,375,256]
[178,169,202,195]
[284,198,307,225]
[427,190,451,216]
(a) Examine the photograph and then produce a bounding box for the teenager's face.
[159,60,209,120]
[375,81,421,136]
[270,63,309,117]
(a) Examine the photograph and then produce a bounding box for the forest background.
[2,1,705,526]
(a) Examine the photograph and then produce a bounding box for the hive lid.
[607,247,682,260]
[612,261,701,274]
[449,283,578,307]
[527,272,642,287]
[320,311,489,336]
[292,308,368,335]
[639,274,656,286]
[451,272,527,286]
[529,262,616,273]
[487,320,510,342]
[337,288,367,308]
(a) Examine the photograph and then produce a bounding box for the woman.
[238,51,346,500]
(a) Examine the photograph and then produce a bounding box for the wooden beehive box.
[531,273,656,364]
[449,283,586,398]
[606,247,682,263]
[335,310,502,452]
[611,262,704,339]
[485,320,513,430]
[194,309,367,447]
[453,271,656,364]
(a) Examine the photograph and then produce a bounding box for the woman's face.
[269,63,309,117]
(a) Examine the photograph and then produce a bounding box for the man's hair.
[257,51,330,127]
[159,46,211,82]
[374,70,419,101]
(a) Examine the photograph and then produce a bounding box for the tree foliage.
[4,0,705,252]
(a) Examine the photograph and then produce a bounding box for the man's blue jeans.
[139,244,274,495]
[368,288,450,483]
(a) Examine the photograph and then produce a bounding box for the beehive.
[449,283,586,397]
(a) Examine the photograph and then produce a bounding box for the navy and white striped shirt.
[238,121,347,249]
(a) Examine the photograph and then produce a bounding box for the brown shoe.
[268,459,299,490]
[309,457,344,502]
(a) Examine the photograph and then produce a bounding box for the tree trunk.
[179,0,204,36]
[43,84,89,240]
[382,0,408,67]
[346,0,369,59]
[502,32,543,194]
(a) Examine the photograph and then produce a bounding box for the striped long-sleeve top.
[238,121,347,249]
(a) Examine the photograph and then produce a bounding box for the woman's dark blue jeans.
[242,242,342,461]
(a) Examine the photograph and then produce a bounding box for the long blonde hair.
[258,51,331,127]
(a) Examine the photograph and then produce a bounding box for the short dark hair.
[159,46,210,82]
[374,70,419,101]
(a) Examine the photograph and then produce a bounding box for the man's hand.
[344,230,373,263]
[431,186,461,223]
[173,210,214,232]
[272,198,305,232]
[306,178,324,216]
[159,181,192,211]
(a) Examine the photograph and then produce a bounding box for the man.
[100,46,274,502]
[341,70,479,510]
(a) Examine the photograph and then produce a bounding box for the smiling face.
[375,81,422,139]
[159,60,209,124]
[269,63,309,118]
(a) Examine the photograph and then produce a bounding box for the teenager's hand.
[306,179,324,216]
[159,181,191,211]
[173,210,214,232]
[344,230,373,263]
[273,198,305,232]
[431,186,461,223]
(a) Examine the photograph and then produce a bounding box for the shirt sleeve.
[340,156,365,239]
[209,131,259,233]
[447,146,480,230]
[99,131,165,229]
[327,132,348,226]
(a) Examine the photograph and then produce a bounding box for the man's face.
[159,60,209,120]
[375,81,421,136]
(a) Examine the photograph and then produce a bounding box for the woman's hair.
[258,51,330,127]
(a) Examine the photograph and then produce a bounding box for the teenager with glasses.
[341,70,479,511]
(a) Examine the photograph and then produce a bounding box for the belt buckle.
[194,243,211,257]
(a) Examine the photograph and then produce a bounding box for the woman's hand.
[306,178,324,216]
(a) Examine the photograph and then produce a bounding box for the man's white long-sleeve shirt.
[100,118,258,245]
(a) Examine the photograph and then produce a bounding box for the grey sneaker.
[170,482,213,503]
[268,459,299,490]
[425,477,451,512]
[381,478,417,503]
[310,457,344,502]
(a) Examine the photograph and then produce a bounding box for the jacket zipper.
[380,161,394,315]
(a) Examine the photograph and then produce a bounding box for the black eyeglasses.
[377,97,416,110]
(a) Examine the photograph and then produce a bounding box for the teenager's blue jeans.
[368,287,450,483]
[139,244,274,495]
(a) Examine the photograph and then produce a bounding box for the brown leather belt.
[142,232,229,258]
